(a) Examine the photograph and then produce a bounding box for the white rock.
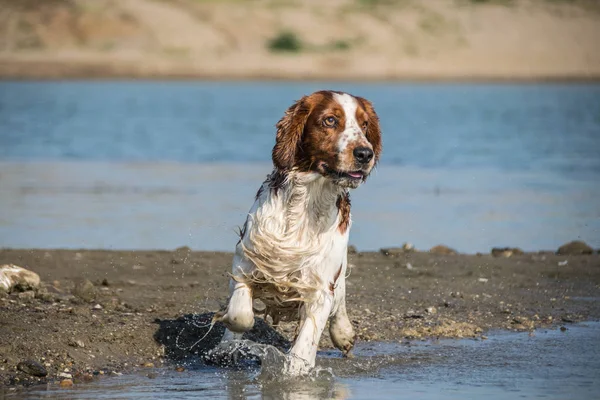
[402,242,415,251]
[0,265,40,293]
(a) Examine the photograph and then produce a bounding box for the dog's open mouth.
[339,170,364,180]
[320,163,365,181]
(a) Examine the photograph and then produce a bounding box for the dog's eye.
[362,121,369,130]
[323,116,337,127]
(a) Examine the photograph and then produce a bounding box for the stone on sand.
[72,278,96,302]
[0,264,41,293]
[556,240,593,255]
[491,247,524,258]
[429,245,458,255]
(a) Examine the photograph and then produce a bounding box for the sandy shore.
[1,0,599,81]
[1,246,599,389]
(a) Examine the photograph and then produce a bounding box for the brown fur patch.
[272,94,318,171]
[356,96,382,164]
[337,192,351,233]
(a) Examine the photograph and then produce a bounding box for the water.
[0,81,599,252]
[7,322,600,399]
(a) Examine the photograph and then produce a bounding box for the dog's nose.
[353,147,374,164]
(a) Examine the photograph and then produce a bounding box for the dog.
[216,90,382,374]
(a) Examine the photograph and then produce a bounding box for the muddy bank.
[1,247,599,389]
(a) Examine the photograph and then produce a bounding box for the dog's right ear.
[272,96,312,171]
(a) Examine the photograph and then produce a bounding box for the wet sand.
[1,247,599,389]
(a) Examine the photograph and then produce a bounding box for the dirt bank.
[0,0,599,81]
[1,247,599,390]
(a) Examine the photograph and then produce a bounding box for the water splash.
[205,339,313,377]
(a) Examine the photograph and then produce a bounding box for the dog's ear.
[272,96,312,171]
[357,96,382,164]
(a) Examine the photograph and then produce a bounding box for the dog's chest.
[241,178,350,297]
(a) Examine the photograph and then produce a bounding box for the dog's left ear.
[272,96,313,171]
[357,97,382,164]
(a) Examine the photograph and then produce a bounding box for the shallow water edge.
[5,322,599,400]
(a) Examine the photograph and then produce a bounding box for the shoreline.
[1,60,600,83]
[1,247,599,389]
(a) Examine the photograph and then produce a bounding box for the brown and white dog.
[217,90,382,374]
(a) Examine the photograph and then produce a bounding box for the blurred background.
[0,0,599,253]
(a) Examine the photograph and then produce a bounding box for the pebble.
[380,243,414,256]
[491,247,524,258]
[17,360,48,377]
[478,278,489,283]
[17,291,36,301]
[82,373,94,381]
[59,379,73,387]
[175,366,185,372]
[72,279,96,302]
[402,242,415,252]
[425,306,437,314]
[557,260,568,266]
[68,339,85,348]
[380,248,403,256]
[556,240,593,255]
[429,245,458,255]
[93,304,103,310]
[143,362,154,368]
[58,372,72,379]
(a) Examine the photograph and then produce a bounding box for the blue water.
[0,82,599,252]
[7,323,600,399]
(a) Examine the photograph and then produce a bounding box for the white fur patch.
[237,171,348,309]
[333,93,364,153]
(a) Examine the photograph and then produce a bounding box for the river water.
[0,81,599,253]
[7,322,600,400]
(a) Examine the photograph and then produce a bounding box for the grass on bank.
[267,30,353,54]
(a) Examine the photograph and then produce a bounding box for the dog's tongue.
[347,171,363,179]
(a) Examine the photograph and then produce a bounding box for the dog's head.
[272,90,382,189]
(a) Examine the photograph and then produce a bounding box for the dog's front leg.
[287,292,333,374]
[219,245,255,338]
[329,276,355,356]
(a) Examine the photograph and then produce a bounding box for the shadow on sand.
[153,312,290,366]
